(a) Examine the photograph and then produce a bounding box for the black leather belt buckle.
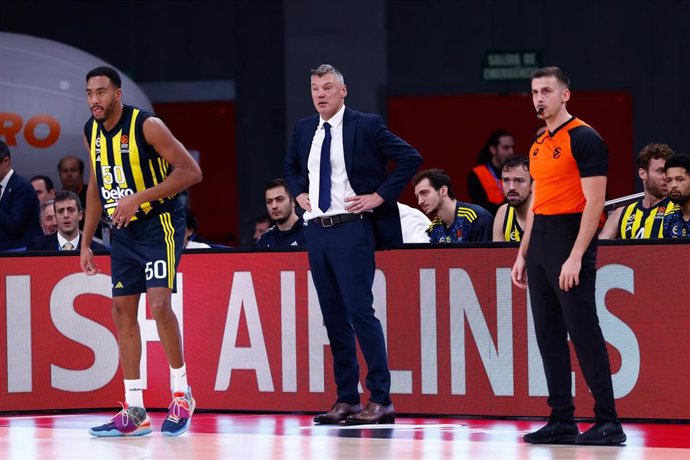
[321,216,336,227]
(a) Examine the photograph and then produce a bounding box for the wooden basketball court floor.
[1,412,689,459]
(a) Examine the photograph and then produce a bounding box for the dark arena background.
[2,1,690,458]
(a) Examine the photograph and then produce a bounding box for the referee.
[511,67,626,446]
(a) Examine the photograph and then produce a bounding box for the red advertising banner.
[1,245,689,419]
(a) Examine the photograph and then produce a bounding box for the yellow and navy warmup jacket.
[619,197,677,239]
[502,205,524,242]
[663,207,690,238]
[84,105,178,221]
[427,201,493,243]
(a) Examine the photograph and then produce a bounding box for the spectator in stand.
[29,191,105,251]
[599,143,675,239]
[663,154,690,238]
[184,208,211,249]
[58,155,88,208]
[0,139,42,251]
[493,155,533,242]
[467,130,515,215]
[58,154,103,239]
[257,178,306,248]
[252,214,272,243]
[31,175,57,203]
[414,168,493,243]
[39,200,58,235]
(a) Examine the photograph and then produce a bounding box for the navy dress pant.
[305,216,392,405]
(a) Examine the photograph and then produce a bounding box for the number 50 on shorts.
[145,260,168,280]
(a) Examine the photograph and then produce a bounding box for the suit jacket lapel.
[343,108,355,176]
[0,175,14,207]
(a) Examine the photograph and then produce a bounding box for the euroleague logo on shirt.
[120,135,129,155]
[552,147,562,159]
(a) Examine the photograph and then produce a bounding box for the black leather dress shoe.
[313,402,363,424]
[345,401,395,425]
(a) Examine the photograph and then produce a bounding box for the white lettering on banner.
[281,271,297,392]
[308,272,329,392]
[420,269,438,394]
[374,270,413,394]
[306,270,411,394]
[596,264,640,398]
[450,268,514,396]
[2,259,642,404]
[50,273,119,391]
[137,274,184,387]
[215,272,274,391]
[526,263,640,397]
[7,276,32,393]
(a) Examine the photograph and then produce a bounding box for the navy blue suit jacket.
[0,171,42,251]
[27,233,106,252]
[285,107,422,249]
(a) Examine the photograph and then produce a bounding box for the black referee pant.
[527,213,617,423]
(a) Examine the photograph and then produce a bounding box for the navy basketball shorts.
[110,206,185,297]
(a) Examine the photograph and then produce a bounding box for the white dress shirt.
[304,105,356,220]
[0,169,14,201]
[57,232,80,250]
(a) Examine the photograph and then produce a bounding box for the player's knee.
[111,304,137,327]
[149,300,173,320]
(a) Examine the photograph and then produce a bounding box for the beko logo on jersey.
[101,187,134,200]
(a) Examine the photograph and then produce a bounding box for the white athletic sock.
[124,379,144,409]
[170,363,188,394]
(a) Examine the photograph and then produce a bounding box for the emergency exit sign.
[482,51,542,81]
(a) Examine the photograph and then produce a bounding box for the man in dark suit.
[28,190,105,251]
[285,64,422,425]
[0,139,42,251]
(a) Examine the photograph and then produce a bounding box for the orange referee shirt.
[529,117,608,215]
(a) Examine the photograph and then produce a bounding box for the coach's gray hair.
[310,64,345,84]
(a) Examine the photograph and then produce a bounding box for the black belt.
[309,213,365,227]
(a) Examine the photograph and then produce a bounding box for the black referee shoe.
[523,419,579,444]
[575,420,626,445]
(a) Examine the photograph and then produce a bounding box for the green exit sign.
[482,51,542,81]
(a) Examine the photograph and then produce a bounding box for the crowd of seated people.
[4,134,690,253]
